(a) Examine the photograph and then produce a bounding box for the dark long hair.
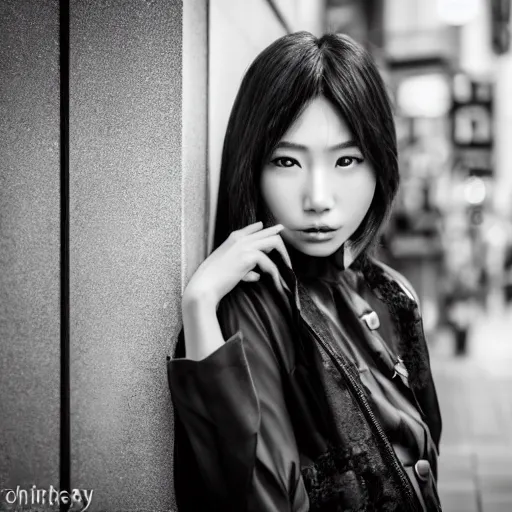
[212,31,430,389]
[212,31,398,255]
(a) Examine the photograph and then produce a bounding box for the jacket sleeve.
[374,260,443,454]
[391,270,443,454]
[167,284,309,512]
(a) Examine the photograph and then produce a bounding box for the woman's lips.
[297,229,337,242]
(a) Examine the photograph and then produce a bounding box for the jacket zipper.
[277,257,422,509]
[303,320,421,511]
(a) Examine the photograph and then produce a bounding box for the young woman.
[168,32,442,511]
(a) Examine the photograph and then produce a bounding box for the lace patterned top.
[287,242,439,510]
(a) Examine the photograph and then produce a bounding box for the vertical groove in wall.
[59,0,70,505]
[205,0,211,260]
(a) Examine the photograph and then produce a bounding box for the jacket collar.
[270,242,349,314]
[285,243,345,282]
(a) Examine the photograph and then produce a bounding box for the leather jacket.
[168,250,442,511]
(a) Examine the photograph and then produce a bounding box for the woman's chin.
[286,237,345,258]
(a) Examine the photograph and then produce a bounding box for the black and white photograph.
[1,0,512,511]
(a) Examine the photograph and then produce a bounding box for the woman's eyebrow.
[274,140,359,151]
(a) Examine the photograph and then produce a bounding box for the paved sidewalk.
[429,300,512,512]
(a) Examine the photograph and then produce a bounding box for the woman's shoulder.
[216,276,297,369]
[371,259,421,311]
[218,275,294,329]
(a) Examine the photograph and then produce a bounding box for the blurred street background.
[430,298,512,512]
[316,1,512,510]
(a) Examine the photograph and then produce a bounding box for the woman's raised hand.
[183,221,292,308]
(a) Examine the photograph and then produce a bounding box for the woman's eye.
[271,157,300,168]
[336,156,363,168]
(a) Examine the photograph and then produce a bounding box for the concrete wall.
[182,0,209,287]
[69,1,193,510]
[1,1,327,509]
[0,0,60,490]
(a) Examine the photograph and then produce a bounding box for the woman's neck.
[284,241,347,282]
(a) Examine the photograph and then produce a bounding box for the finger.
[247,223,284,241]
[251,234,292,268]
[241,270,260,282]
[236,221,264,236]
[229,223,283,245]
[253,252,286,296]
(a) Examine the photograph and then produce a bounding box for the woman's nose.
[303,171,335,213]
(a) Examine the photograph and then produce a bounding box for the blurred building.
[325,0,512,335]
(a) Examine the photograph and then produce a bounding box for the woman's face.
[260,95,376,257]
